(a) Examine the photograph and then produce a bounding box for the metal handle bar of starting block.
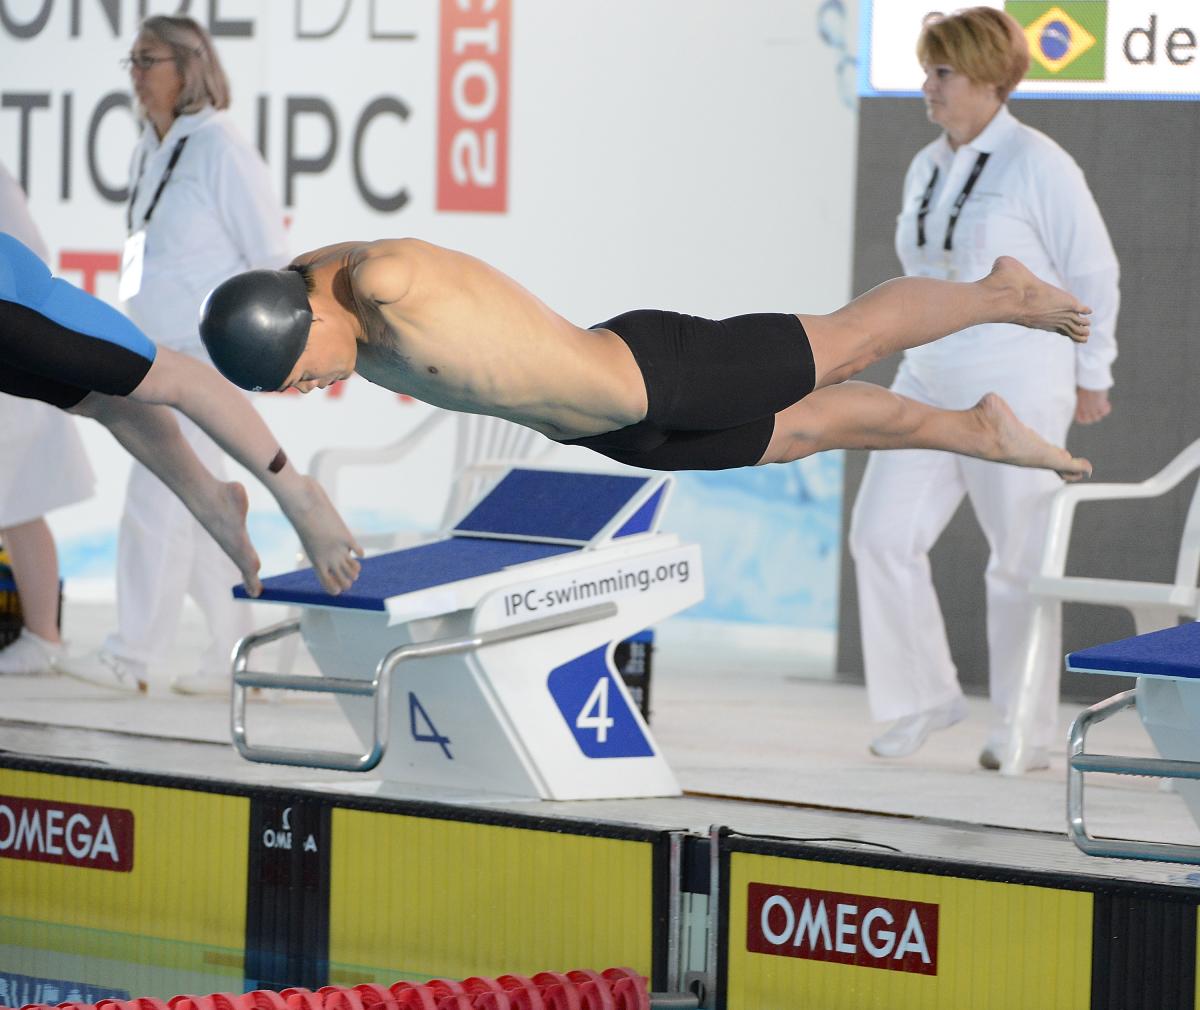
[1068,688,1200,863]
[231,601,618,772]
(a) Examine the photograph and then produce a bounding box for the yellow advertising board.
[329,807,657,982]
[0,767,249,970]
[726,851,1092,1010]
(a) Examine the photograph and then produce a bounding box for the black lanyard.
[916,150,990,252]
[126,135,189,232]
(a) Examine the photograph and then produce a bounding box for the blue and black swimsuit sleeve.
[0,232,157,409]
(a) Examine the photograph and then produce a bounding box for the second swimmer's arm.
[71,392,265,597]
[130,347,364,594]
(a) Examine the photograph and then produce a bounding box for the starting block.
[1066,621,1200,862]
[229,466,704,800]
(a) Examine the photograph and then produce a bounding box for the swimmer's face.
[279,319,357,394]
[128,30,183,131]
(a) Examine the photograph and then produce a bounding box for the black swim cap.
[199,269,312,392]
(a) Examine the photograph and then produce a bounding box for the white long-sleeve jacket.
[895,104,1119,393]
[124,107,289,355]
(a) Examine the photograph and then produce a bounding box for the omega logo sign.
[0,796,134,873]
[262,806,318,853]
[746,882,938,975]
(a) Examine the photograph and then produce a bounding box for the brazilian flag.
[1006,2,1108,80]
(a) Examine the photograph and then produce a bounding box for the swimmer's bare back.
[310,239,648,439]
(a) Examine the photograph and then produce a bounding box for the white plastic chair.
[273,411,553,676]
[1004,438,1200,774]
[309,410,555,549]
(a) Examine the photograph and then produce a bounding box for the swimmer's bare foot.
[973,393,1091,481]
[203,480,263,596]
[984,255,1091,342]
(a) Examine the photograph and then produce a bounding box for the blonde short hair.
[917,7,1030,100]
[138,14,231,114]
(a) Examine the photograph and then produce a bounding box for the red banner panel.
[437,0,511,213]
[746,882,939,975]
[0,795,134,872]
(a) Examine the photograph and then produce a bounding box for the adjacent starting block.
[229,467,704,800]
[1066,621,1200,862]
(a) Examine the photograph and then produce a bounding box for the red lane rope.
[9,966,649,1010]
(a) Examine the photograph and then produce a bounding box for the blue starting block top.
[1067,622,1200,680]
[236,467,673,610]
[237,537,578,610]
[454,468,662,544]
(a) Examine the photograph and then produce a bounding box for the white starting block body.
[231,467,703,801]
[1065,622,1200,861]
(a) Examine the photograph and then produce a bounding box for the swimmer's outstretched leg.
[761,381,1091,481]
[799,257,1090,388]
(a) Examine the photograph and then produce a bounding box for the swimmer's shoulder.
[351,238,442,306]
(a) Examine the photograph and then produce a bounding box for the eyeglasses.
[120,53,174,71]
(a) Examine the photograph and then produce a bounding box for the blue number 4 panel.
[547,646,654,758]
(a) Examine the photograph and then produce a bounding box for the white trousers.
[104,410,252,678]
[848,361,1076,748]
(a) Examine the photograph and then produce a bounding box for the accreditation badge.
[118,229,146,301]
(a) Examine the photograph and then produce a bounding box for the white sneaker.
[978,741,1050,772]
[171,671,230,697]
[0,629,63,675]
[55,649,148,694]
[870,697,968,758]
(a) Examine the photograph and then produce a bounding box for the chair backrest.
[1173,440,1200,593]
[307,409,555,534]
[452,414,551,475]
[441,414,554,526]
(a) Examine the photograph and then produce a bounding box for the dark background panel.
[1091,892,1197,1010]
[244,795,332,990]
[837,97,1200,701]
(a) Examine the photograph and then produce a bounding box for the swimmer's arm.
[126,348,364,594]
[70,392,265,598]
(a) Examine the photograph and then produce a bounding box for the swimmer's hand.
[283,477,365,595]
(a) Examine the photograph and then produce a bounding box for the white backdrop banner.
[3,0,857,662]
[861,0,1200,98]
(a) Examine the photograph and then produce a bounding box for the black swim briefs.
[561,309,816,471]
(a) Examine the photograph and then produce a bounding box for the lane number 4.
[576,677,615,743]
[409,691,452,759]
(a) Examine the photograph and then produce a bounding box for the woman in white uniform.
[0,163,95,675]
[849,7,1119,768]
[58,15,289,695]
